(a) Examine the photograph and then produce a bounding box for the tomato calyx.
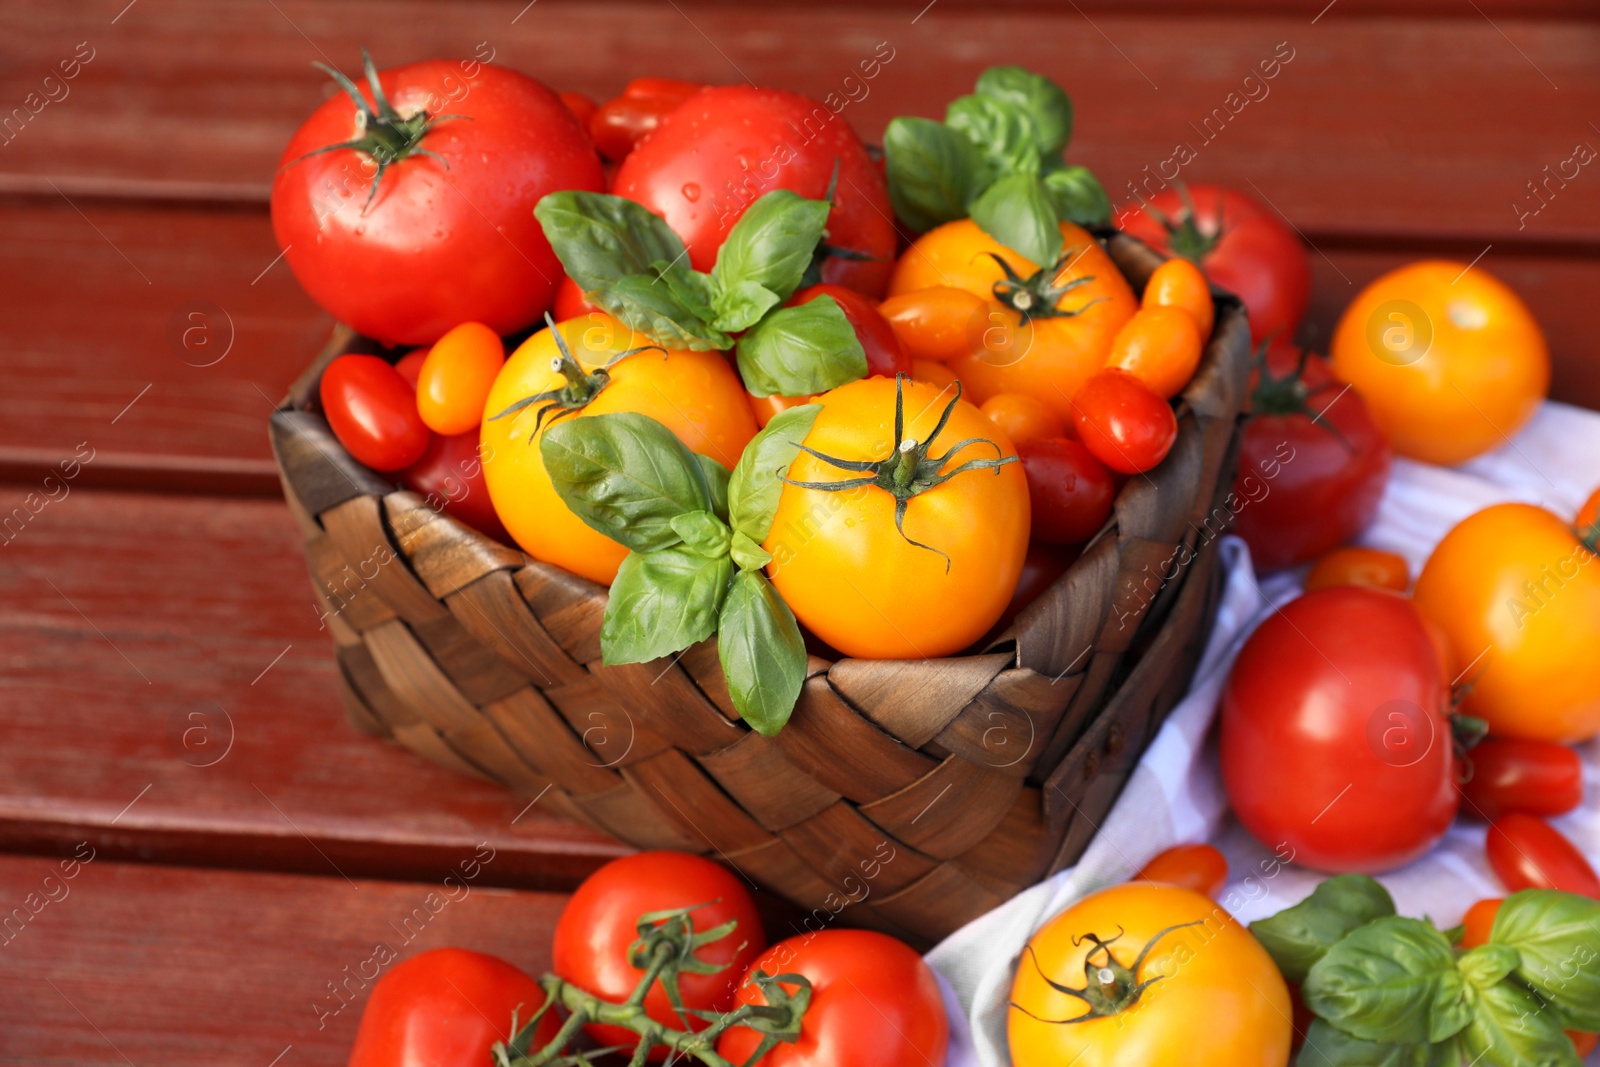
[1247,342,1354,452]
[986,251,1106,325]
[781,374,1017,570]
[1144,183,1221,265]
[487,315,662,439]
[1011,921,1203,1023]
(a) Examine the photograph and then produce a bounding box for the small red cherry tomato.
[416,322,505,436]
[394,349,427,389]
[400,428,509,542]
[1460,738,1583,822]
[320,354,430,471]
[1018,437,1116,545]
[788,283,911,379]
[1134,843,1229,899]
[1486,813,1600,898]
[560,90,598,128]
[1071,369,1178,474]
[589,77,706,162]
[1457,897,1503,949]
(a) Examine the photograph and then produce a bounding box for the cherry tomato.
[560,90,598,126]
[748,391,815,430]
[613,86,895,296]
[272,55,603,346]
[347,948,560,1067]
[1134,843,1229,899]
[416,322,505,435]
[554,277,603,321]
[400,428,509,542]
[1106,306,1203,400]
[1460,738,1583,821]
[1304,547,1409,593]
[1142,256,1214,340]
[787,283,910,379]
[1221,587,1457,872]
[1232,345,1392,572]
[1330,261,1548,465]
[320,354,431,471]
[981,393,1068,448]
[589,77,705,162]
[1458,897,1504,949]
[1018,437,1116,545]
[1572,1031,1599,1058]
[1486,814,1600,898]
[1116,184,1310,346]
[554,852,766,1054]
[1071,369,1177,475]
[990,542,1076,635]
[394,349,427,389]
[911,358,959,391]
[879,286,991,363]
[717,930,948,1067]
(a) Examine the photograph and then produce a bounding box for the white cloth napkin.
[926,400,1600,1067]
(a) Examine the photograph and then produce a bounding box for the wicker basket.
[270,232,1249,948]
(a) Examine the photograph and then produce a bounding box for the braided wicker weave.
[271,232,1249,947]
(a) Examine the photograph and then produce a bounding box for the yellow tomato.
[1330,261,1548,465]
[481,313,757,586]
[1009,882,1291,1067]
[1414,502,1600,742]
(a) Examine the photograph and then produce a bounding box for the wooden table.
[2,2,1595,1062]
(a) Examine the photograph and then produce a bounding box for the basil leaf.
[600,545,732,665]
[1295,1020,1456,1067]
[593,274,731,352]
[946,93,1041,176]
[539,412,709,553]
[717,569,807,736]
[711,190,830,308]
[975,65,1074,156]
[1458,977,1582,1067]
[730,530,772,572]
[1044,164,1112,226]
[695,454,731,521]
[670,510,732,559]
[651,257,717,323]
[1458,944,1520,990]
[1491,889,1600,1030]
[969,171,1063,267]
[883,116,987,234]
[735,299,866,398]
[1251,874,1397,984]
[711,278,783,334]
[727,403,823,545]
[1302,917,1467,1045]
[535,192,689,291]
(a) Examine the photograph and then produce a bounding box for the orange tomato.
[1133,843,1228,899]
[1105,305,1202,399]
[1330,261,1548,465]
[481,313,756,586]
[889,220,1136,420]
[981,393,1068,448]
[748,391,813,429]
[1142,257,1214,340]
[1304,546,1410,593]
[1458,897,1504,948]
[1577,486,1600,541]
[878,285,990,363]
[416,322,505,435]
[911,358,959,391]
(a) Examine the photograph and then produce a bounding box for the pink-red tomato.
[589,77,706,162]
[400,428,509,542]
[1071,369,1178,475]
[394,349,427,389]
[1018,437,1116,544]
[1486,814,1600,898]
[320,354,431,471]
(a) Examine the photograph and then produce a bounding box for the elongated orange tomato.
[1304,546,1410,593]
[1105,305,1202,399]
[481,313,756,585]
[981,393,1068,448]
[1142,256,1214,340]
[417,321,505,435]
[878,286,990,363]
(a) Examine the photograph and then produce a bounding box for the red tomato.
[1018,437,1116,544]
[787,283,910,379]
[271,56,603,346]
[589,77,706,162]
[1460,738,1583,822]
[416,322,505,436]
[716,930,948,1067]
[554,276,603,321]
[394,349,427,389]
[347,948,560,1067]
[1135,843,1229,899]
[552,852,766,1053]
[400,428,509,542]
[1116,184,1310,346]
[1071,369,1178,475]
[1486,814,1600,898]
[1458,897,1504,949]
[991,542,1077,635]
[612,86,896,296]
[1232,345,1392,572]
[320,354,431,471]
[1221,587,1458,872]
[559,90,598,128]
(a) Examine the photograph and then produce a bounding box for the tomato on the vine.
[416,322,505,436]
[1460,738,1582,821]
[1134,843,1229,899]
[1303,546,1409,593]
[401,428,509,542]
[1070,369,1177,475]
[589,77,705,163]
[1018,437,1115,544]
[320,354,431,471]
[1486,814,1600,898]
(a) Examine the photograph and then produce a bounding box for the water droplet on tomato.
[681,182,701,202]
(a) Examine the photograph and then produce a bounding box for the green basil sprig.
[534,190,865,397]
[541,407,822,736]
[883,65,1110,267]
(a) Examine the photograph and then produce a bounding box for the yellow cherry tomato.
[1414,502,1600,742]
[1142,256,1214,340]
[764,376,1028,659]
[1304,546,1411,593]
[416,322,505,435]
[1105,305,1203,400]
[878,285,990,363]
[980,393,1067,448]
[1330,261,1548,466]
[910,358,959,391]
[1009,882,1291,1067]
[481,313,757,586]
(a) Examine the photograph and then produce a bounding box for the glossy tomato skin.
[1142,256,1214,340]
[1232,347,1391,572]
[1460,738,1583,821]
[481,314,757,586]
[1116,184,1310,346]
[1105,305,1202,399]
[553,276,603,321]
[589,77,705,162]
[1304,546,1410,594]
[1486,814,1600,898]
[613,86,895,296]
[764,377,1029,659]
[1018,437,1115,544]
[320,354,431,471]
[716,930,948,1067]
[1071,369,1178,475]
[416,322,505,436]
[1134,844,1229,899]
[1458,897,1504,949]
[788,284,911,379]
[347,948,560,1067]
[401,428,510,542]
[1414,503,1600,742]
[1009,883,1290,1067]
[981,393,1068,448]
[272,60,603,346]
[553,852,766,1054]
[1221,587,1458,872]
[880,286,991,363]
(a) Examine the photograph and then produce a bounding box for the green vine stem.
[1009,921,1203,1024]
[1246,340,1354,453]
[487,314,662,440]
[985,250,1105,324]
